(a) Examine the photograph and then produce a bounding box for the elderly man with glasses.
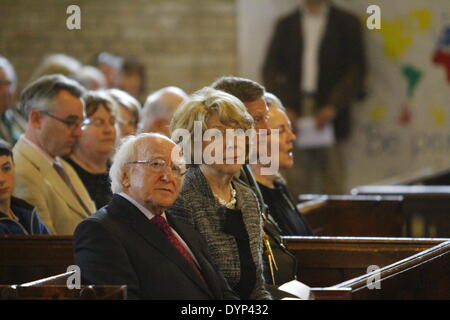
[73,133,238,300]
[12,74,96,235]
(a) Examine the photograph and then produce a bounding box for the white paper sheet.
[278,280,311,300]
[295,117,335,149]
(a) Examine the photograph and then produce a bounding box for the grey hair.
[0,56,17,93]
[109,132,170,193]
[264,92,286,112]
[107,88,141,122]
[30,53,82,81]
[211,76,265,103]
[75,65,106,90]
[142,86,188,120]
[19,74,86,118]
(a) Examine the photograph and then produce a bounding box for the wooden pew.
[332,240,450,299]
[0,285,127,300]
[0,235,73,284]
[0,249,127,300]
[351,185,450,237]
[20,270,75,286]
[296,195,405,237]
[2,235,449,299]
[284,236,450,299]
[1,270,126,300]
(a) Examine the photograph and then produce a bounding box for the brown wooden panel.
[0,235,73,284]
[284,236,448,288]
[351,186,450,237]
[298,196,405,237]
[1,235,449,299]
[334,241,450,299]
[0,285,127,300]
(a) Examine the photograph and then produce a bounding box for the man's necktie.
[151,215,205,283]
[53,161,92,216]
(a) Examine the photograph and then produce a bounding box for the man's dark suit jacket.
[262,5,366,140]
[73,194,238,300]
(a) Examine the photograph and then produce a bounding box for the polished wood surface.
[284,236,450,299]
[350,186,450,237]
[0,285,126,300]
[297,195,404,237]
[2,235,449,299]
[0,235,73,284]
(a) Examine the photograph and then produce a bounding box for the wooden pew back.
[284,236,446,288]
[2,235,448,299]
[297,195,405,236]
[333,240,450,299]
[351,185,450,237]
[0,235,73,285]
[0,285,127,300]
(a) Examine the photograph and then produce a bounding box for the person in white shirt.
[263,0,366,195]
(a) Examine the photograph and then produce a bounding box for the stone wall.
[0,0,237,97]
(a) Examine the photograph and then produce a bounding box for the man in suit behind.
[13,74,96,234]
[73,133,238,300]
[262,0,366,195]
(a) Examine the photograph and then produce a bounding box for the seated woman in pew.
[251,93,313,236]
[168,87,271,300]
[64,91,117,208]
[0,140,50,234]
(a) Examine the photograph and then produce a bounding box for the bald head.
[139,86,188,136]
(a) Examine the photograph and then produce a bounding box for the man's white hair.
[139,86,188,130]
[75,65,106,90]
[109,132,172,193]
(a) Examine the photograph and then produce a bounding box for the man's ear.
[29,109,43,129]
[121,168,131,190]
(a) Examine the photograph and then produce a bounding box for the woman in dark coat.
[168,87,271,300]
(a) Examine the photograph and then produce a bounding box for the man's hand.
[314,105,336,129]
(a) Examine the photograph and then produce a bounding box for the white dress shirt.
[300,3,330,93]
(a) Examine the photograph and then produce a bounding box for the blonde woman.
[168,87,271,300]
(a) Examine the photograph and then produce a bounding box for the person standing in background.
[263,0,366,196]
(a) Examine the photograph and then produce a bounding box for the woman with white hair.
[65,91,117,208]
[251,92,313,236]
[168,87,271,300]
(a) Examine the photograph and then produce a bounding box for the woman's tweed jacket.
[168,166,271,300]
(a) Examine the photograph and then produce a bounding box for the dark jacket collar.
[106,194,216,298]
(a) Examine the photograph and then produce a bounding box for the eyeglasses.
[82,117,116,128]
[126,159,186,177]
[41,111,83,130]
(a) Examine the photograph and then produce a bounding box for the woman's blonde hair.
[170,87,254,164]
